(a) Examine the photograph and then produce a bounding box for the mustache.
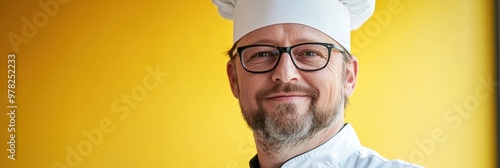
[256,83,318,99]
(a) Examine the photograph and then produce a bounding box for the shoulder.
[343,147,424,168]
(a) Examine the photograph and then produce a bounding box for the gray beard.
[240,83,345,153]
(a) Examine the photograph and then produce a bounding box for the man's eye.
[304,51,319,56]
[254,51,277,57]
[298,51,321,57]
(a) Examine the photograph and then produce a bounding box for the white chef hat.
[212,0,375,52]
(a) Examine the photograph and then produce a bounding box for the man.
[212,0,422,167]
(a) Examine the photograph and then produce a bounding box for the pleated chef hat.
[212,0,375,52]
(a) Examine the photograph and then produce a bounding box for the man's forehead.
[238,23,337,46]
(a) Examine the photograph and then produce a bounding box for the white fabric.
[211,0,375,52]
[279,124,423,168]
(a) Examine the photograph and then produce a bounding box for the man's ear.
[227,60,240,98]
[344,55,358,97]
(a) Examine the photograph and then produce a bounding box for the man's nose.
[271,53,300,83]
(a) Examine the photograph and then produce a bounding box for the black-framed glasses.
[235,42,345,73]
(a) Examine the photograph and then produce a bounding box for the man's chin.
[262,101,311,115]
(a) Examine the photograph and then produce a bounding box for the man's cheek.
[239,90,256,106]
[317,94,334,110]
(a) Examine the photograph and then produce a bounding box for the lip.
[265,93,309,101]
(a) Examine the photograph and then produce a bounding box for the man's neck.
[253,120,345,168]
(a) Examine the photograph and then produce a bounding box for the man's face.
[227,23,357,149]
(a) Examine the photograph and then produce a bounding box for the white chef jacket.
[249,123,423,168]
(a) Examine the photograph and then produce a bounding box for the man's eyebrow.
[293,38,324,43]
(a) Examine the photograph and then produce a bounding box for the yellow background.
[0,0,496,167]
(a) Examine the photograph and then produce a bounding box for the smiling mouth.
[265,93,310,101]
